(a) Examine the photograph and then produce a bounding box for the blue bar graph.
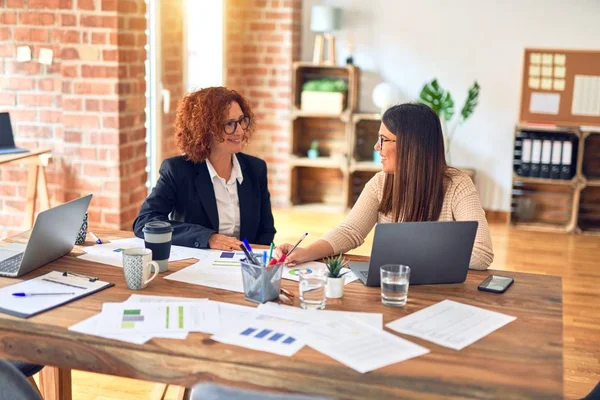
[282,337,296,345]
[255,329,272,338]
[241,328,256,336]
[269,333,284,341]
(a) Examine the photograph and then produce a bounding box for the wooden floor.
[32,209,600,399]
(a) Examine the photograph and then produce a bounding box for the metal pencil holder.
[240,260,283,303]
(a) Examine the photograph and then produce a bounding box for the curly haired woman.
[133,87,276,250]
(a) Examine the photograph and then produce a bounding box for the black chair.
[581,381,600,400]
[0,359,43,400]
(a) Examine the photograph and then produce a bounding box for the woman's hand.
[208,234,243,251]
[274,244,312,266]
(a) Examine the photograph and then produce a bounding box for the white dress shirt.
[205,155,243,238]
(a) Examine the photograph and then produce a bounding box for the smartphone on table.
[478,275,514,293]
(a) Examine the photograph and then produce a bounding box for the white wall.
[302,0,600,211]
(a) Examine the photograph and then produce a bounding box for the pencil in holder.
[240,260,283,303]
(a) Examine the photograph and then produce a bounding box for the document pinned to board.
[386,300,516,351]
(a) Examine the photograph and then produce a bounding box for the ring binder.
[62,271,98,282]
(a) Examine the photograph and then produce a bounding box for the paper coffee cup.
[142,221,173,273]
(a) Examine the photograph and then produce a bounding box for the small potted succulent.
[307,140,319,159]
[325,253,348,298]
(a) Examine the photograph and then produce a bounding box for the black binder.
[520,132,533,177]
[540,137,552,179]
[530,134,542,178]
[550,137,562,179]
[560,135,575,180]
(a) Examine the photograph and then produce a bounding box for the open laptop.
[0,194,92,277]
[349,221,478,287]
[0,112,28,155]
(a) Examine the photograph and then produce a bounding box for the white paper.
[0,271,110,316]
[529,92,560,115]
[126,294,208,303]
[16,46,31,62]
[164,260,245,293]
[39,48,53,65]
[281,262,360,286]
[257,302,383,329]
[386,300,516,351]
[572,75,600,117]
[99,302,201,334]
[301,318,429,373]
[79,238,210,267]
[212,320,304,357]
[212,301,257,335]
[69,314,153,344]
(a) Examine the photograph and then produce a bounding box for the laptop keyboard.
[0,253,23,275]
[360,270,369,279]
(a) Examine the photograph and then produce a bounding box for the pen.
[281,232,308,261]
[12,292,75,297]
[89,232,102,244]
[239,242,260,266]
[268,242,274,261]
[262,251,267,265]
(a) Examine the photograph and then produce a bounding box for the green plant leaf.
[325,253,347,278]
[460,81,480,121]
[302,79,347,93]
[418,79,454,121]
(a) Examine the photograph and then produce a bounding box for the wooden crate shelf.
[578,186,600,234]
[349,171,378,208]
[290,166,347,209]
[510,124,600,234]
[290,117,348,159]
[289,156,346,170]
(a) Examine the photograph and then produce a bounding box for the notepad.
[0,271,114,318]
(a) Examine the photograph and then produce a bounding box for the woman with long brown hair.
[133,87,275,250]
[276,103,493,269]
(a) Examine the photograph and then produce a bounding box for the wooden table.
[0,229,563,400]
[0,148,52,229]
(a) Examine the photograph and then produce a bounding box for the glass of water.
[380,264,410,306]
[299,273,327,310]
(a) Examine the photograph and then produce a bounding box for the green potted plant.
[301,78,348,114]
[418,79,480,164]
[324,253,349,298]
[307,140,319,159]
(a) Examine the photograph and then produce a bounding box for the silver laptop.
[0,194,92,277]
[350,221,478,287]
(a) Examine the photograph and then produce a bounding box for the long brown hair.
[378,103,448,222]
[174,87,256,163]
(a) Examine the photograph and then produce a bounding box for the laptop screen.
[0,112,16,148]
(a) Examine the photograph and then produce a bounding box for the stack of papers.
[77,237,209,267]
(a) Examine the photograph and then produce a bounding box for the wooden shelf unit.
[510,125,600,234]
[289,63,367,209]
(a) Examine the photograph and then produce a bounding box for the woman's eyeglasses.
[378,135,396,148]
[224,116,250,135]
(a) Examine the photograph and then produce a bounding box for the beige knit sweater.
[322,168,494,270]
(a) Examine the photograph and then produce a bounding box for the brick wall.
[0,0,148,238]
[160,0,183,159]
[225,0,302,207]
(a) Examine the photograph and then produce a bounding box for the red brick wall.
[0,0,148,238]
[225,0,302,207]
[160,0,183,159]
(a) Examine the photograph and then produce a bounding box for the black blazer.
[133,153,276,248]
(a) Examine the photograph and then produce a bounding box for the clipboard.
[0,271,114,318]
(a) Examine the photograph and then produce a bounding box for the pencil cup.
[123,248,160,290]
[240,260,283,303]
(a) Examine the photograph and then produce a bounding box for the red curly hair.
[174,87,256,163]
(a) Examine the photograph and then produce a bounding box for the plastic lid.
[142,221,173,234]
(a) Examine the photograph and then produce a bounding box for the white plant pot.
[326,277,344,298]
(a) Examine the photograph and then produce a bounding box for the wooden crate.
[291,117,348,159]
[582,132,600,181]
[579,186,600,233]
[291,62,358,113]
[349,171,377,208]
[510,181,576,229]
[290,167,347,208]
[353,119,380,162]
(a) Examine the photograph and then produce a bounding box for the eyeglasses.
[377,135,396,148]
[224,116,250,135]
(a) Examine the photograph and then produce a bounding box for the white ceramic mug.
[122,248,159,290]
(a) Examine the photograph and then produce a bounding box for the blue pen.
[12,292,75,297]
[241,239,261,265]
[262,251,267,266]
[240,242,260,265]
[89,232,102,244]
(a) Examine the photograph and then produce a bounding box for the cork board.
[519,48,600,127]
